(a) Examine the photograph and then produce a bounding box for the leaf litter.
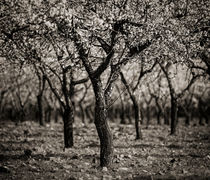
[0,121,210,179]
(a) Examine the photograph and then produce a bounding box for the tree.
[0,0,89,148]
[39,54,88,148]
[0,63,33,121]
[147,71,170,125]
[158,61,200,134]
[33,65,46,126]
[116,84,126,124]
[179,87,196,126]
[166,0,209,78]
[77,83,90,125]
[142,90,153,129]
[1,0,208,168]
[69,1,160,167]
[120,72,142,139]
[119,59,157,138]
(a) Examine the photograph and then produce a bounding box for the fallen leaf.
[118,167,129,171]
[102,167,108,172]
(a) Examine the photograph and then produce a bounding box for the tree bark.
[55,109,60,123]
[37,94,45,126]
[140,108,144,124]
[0,90,7,116]
[63,106,74,148]
[157,110,161,125]
[132,95,142,139]
[120,103,126,124]
[92,78,113,167]
[170,97,178,135]
[185,114,190,126]
[158,62,178,134]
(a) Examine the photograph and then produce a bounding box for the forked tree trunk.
[63,107,74,148]
[93,79,113,167]
[37,94,45,126]
[120,72,142,139]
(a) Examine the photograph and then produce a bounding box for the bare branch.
[39,67,65,108]
[72,29,94,76]
[72,77,89,85]
[177,74,201,99]
[133,59,157,91]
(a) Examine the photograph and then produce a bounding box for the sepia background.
[0,0,209,179]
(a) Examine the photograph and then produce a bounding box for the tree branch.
[72,29,94,76]
[39,67,65,108]
[72,77,89,85]
[177,74,200,99]
[133,59,157,91]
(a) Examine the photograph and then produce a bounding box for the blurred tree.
[0,0,89,148]
[147,73,170,125]
[33,65,46,126]
[142,90,153,129]
[179,87,196,126]
[158,61,200,134]
[116,84,126,124]
[120,59,157,139]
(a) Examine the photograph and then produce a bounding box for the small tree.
[158,61,200,134]
[147,72,170,125]
[71,11,159,167]
[120,59,157,138]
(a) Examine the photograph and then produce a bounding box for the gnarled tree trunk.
[92,79,113,167]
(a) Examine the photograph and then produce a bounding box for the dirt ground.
[0,120,210,180]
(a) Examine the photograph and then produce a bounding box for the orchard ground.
[0,119,210,180]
